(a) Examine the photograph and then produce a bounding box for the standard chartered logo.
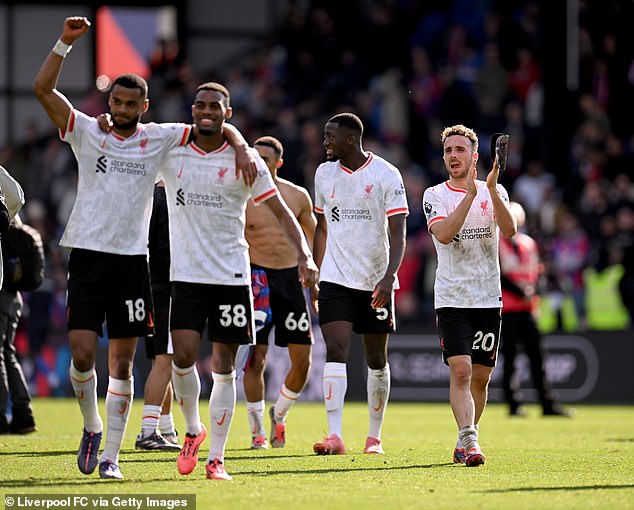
[330,205,372,222]
[461,226,492,240]
[96,155,107,173]
[341,208,371,220]
[176,188,186,206]
[109,159,147,176]
[176,189,223,208]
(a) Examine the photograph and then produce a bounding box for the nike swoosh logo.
[216,410,227,426]
[178,397,184,406]
[177,163,184,178]
[117,401,128,416]
[77,390,84,400]
[325,384,333,401]
[373,398,383,413]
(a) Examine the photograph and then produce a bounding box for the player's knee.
[450,363,472,387]
[110,357,134,379]
[249,351,266,373]
[71,344,97,372]
[71,355,94,373]
[365,353,387,370]
[172,346,198,369]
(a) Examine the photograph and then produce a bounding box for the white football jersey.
[423,180,510,308]
[59,109,190,254]
[161,142,277,286]
[314,152,409,291]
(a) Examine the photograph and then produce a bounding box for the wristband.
[52,39,72,58]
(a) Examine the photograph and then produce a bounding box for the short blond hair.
[441,124,478,152]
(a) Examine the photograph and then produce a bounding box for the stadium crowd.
[0,0,632,397]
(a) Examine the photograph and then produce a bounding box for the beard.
[112,117,139,131]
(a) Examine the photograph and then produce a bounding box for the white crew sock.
[159,413,176,436]
[458,425,479,452]
[141,404,161,437]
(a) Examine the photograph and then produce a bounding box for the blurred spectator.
[547,210,591,331]
[499,202,573,417]
[406,46,442,165]
[369,68,409,145]
[577,180,611,240]
[508,48,540,103]
[511,159,556,221]
[473,42,508,135]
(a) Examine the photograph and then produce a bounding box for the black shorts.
[145,283,172,358]
[318,281,395,334]
[67,249,153,338]
[170,282,254,344]
[251,265,312,347]
[436,307,501,367]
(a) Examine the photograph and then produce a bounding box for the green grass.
[1,399,633,509]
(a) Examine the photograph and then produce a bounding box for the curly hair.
[441,124,478,152]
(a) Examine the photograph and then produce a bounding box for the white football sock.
[246,399,266,437]
[273,384,300,423]
[172,363,202,436]
[207,371,236,462]
[101,376,133,464]
[323,362,347,438]
[458,425,479,452]
[367,363,390,439]
[69,360,103,433]
[456,423,478,449]
[141,404,161,436]
[159,412,176,436]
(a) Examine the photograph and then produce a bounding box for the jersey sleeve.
[422,186,447,230]
[250,153,278,205]
[59,108,91,146]
[153,122,192,149]
[385,168,409,217]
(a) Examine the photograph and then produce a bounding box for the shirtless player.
[240,136,316,449]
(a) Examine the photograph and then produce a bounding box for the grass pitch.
[1,398,633,509]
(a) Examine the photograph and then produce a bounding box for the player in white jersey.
[33,17,257,480]
[422,124,516,467]
[163,82,318,481]
[311,113,408,455]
